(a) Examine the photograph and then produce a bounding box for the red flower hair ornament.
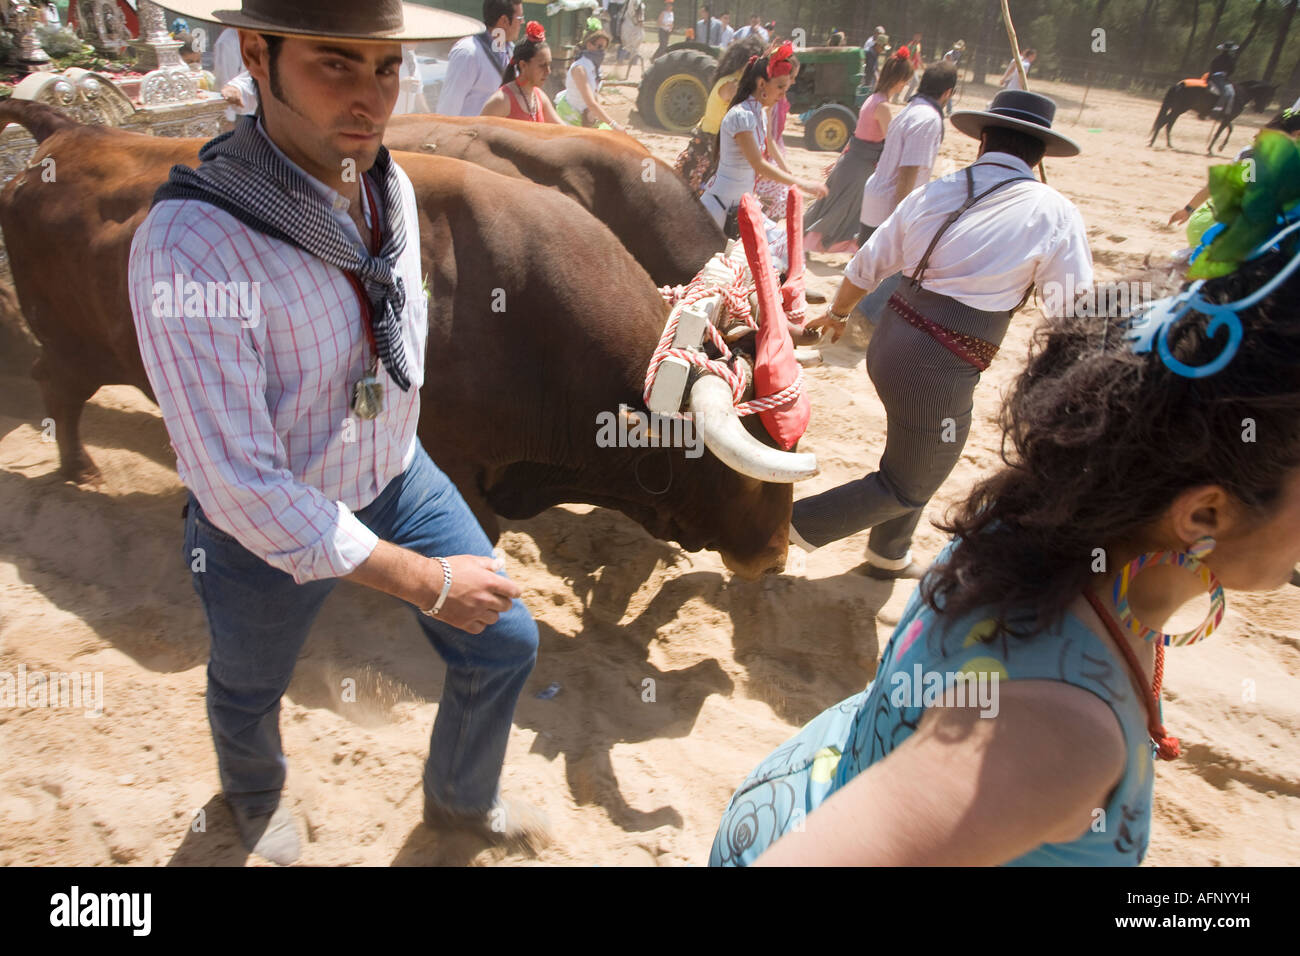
[766,41,795,78]
[894,45,909,60]
[525,20,546,43]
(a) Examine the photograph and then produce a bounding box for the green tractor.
[637,43,868,151]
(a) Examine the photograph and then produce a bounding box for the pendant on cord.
[352,356,384,419]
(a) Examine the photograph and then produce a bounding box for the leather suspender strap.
[909,165,1036,288]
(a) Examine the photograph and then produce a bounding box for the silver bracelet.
[421,557,453,617]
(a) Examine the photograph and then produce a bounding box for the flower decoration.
[1189,129,1300,280]
[1123,132,1300,378]
[525,20,546,43]
[766,41,795,78]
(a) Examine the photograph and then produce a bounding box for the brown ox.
[382,114,726,287]
[0,101,809,577]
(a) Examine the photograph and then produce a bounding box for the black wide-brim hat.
[949,89,1082,158]
[162,0,482,42]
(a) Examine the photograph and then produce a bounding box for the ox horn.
[687,374,818,483]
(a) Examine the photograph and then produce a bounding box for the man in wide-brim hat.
[129,0,549,864]
[793,89,1092,579]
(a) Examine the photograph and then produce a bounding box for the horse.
[1147,77,1276,153]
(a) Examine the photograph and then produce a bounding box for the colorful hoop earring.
[1113,535,1226,647]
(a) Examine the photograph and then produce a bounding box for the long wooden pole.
[999,0,1048,183]
[1074,69,1092,125]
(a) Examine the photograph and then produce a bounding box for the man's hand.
[425,554,522,635]
[1169,206,1192,227]
[221,85,244,107]
[344,540,522,636]
[805,307,848,344]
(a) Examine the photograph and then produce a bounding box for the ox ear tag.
[352,376,384,420]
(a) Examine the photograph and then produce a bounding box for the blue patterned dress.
[709,555,1156,866]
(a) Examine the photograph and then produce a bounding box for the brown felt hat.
[161,0,483,42]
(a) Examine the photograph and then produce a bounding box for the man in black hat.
[791,90,1093,578]
[129,0,549,864]
[1208,41,1239,119]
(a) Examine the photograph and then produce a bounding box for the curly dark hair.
[921,246,1300,639]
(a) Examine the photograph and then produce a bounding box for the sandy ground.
[1,55,1298,866]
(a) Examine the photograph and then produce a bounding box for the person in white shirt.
[858,59,955,245]
[734,12,769,44]
[796,90,1091,579]
[695,5,722,45]
[394,45,431,115]
[554,27,624,130]
[653,0,674,60]
[698,43,826,267]
[437,0,524,116]
[718,11,735,46]
[220,68,260,122]
[129,0,545,866]
[212,26,245,87]
[1000,48,1037,91]
[861,25,887,88]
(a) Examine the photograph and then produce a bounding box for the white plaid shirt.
[129,122,426,583]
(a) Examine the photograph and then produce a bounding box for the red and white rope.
[647,253,803,417]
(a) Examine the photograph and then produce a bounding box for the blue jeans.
[182,442,539,817]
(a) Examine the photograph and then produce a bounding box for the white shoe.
[230,800,301,865]
[789,524,818,554]
[861,545,926,580]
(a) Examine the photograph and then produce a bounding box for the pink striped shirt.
[128,122,427,583]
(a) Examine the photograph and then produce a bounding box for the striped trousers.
[792,284,1011,561]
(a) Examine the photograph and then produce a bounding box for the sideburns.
[265,46,311,122]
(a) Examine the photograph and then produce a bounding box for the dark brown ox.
[381,114,725,287]
[0,101,809,577]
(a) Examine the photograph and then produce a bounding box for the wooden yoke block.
[646,356,692,415]
[673,299,716,348]
[648,298,719,416]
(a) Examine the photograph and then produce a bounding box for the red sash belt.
[887,292,999,371]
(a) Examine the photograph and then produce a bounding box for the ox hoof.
[794,348,823,368]
[61,458,105,489]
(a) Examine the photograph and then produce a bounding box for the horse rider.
[1208,41,1239,119]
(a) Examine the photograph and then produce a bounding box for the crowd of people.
[125,0,1300,868]
[682,24,1300,866]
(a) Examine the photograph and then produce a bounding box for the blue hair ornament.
[1126,216,1300,378]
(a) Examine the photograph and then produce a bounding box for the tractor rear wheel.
[805,103,857,152]
[637,49,718,132]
